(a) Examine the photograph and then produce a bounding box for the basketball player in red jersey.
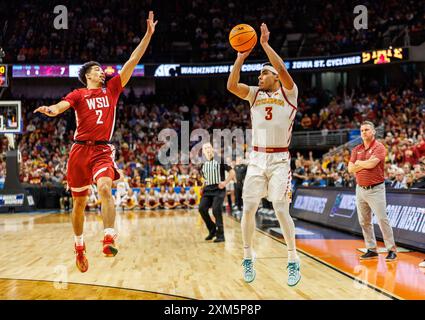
[34,11,158,273]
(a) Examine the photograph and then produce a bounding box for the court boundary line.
[0,277,194,300]
[0,210,59,215]
[226,214,401,300]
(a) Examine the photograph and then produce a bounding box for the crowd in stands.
[2,0,425,64]
[0,74,424,194]
[294,77,425,189]
[292,142,425,189]
[84,182,200,212]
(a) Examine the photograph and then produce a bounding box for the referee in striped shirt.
[199,143,235,242]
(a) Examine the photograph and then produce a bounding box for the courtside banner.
[12,47,409,78]
[291,187,425,252]
[0,194,25,206]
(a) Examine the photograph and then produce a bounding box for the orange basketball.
[229,24,257,52]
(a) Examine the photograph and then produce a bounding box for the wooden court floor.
[0,209,405,300]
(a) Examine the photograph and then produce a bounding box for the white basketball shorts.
[242,151,292,203]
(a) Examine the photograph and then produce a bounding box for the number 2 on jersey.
[265,106,273,120]
[95,110,104,124]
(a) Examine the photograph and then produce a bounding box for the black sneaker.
[205,228,216,241]
[213,236,225,243]
[385,251,397,262]
[360,250,379,260]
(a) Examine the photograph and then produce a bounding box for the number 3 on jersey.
[95,110,104,124]
[265,106,273,120]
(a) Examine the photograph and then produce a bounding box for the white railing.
[290,129,351,148]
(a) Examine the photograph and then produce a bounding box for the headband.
[261,65,278,74]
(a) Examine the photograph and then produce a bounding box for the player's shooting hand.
[33,106,53,116]
[146,11,158,36]
[237,47,253,60]
[260,23,270,45]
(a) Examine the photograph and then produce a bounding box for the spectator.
[390,169,407,189]
[292,159,307,186]
[411,167,425,188]
[342,172,355,188]
[301,114,312,130]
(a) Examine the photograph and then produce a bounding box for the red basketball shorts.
[67,144,120,197]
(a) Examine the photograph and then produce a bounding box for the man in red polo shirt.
[348,121,397,261]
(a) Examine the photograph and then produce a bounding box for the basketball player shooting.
[227,23,301,286]
[34,11,158,273]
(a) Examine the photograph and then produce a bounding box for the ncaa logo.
[102,88,106,94]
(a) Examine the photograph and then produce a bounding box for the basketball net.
[5,133,15,150]
[4,133,20,164]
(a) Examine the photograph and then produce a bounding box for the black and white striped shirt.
[201,160,232,191]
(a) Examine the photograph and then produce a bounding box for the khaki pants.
[356,183,397,252]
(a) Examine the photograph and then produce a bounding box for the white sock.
[288,249,300,263]
[241,199,261,260]
[104,228,116,237]
[273,201,298,257]
[244,246,253,259]
[74,234,84,246]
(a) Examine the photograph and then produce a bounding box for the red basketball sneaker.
[75,243,88,273]
[102,234,118,257]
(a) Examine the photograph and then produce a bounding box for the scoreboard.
[12,65,69,77]
[13,64,145,77]
[0,64,8,87]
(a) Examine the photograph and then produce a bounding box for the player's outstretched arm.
[33,100,71,117]
[226,50,252,99]
[260,23,295,91]
[119,11,158,88]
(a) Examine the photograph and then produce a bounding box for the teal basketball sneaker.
[242,252,256,283]
[287,261,301,286]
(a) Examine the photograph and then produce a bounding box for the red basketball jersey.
[63,75,123,141]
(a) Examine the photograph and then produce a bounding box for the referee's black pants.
[235,182,243,211]
[199,189,226,237]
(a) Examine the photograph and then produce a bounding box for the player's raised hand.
[33,106,53,116]
[260,23,270,45]
[237,47,253,61]
[146,11,158,36]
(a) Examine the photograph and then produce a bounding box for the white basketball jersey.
[116,181,129,196]
[89,185,98,202]
[244,84,298,148]
[188,192,197,201]
[147,193,157,202]
[165,193,177,201]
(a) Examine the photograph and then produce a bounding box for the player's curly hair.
[78,61,101,86]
